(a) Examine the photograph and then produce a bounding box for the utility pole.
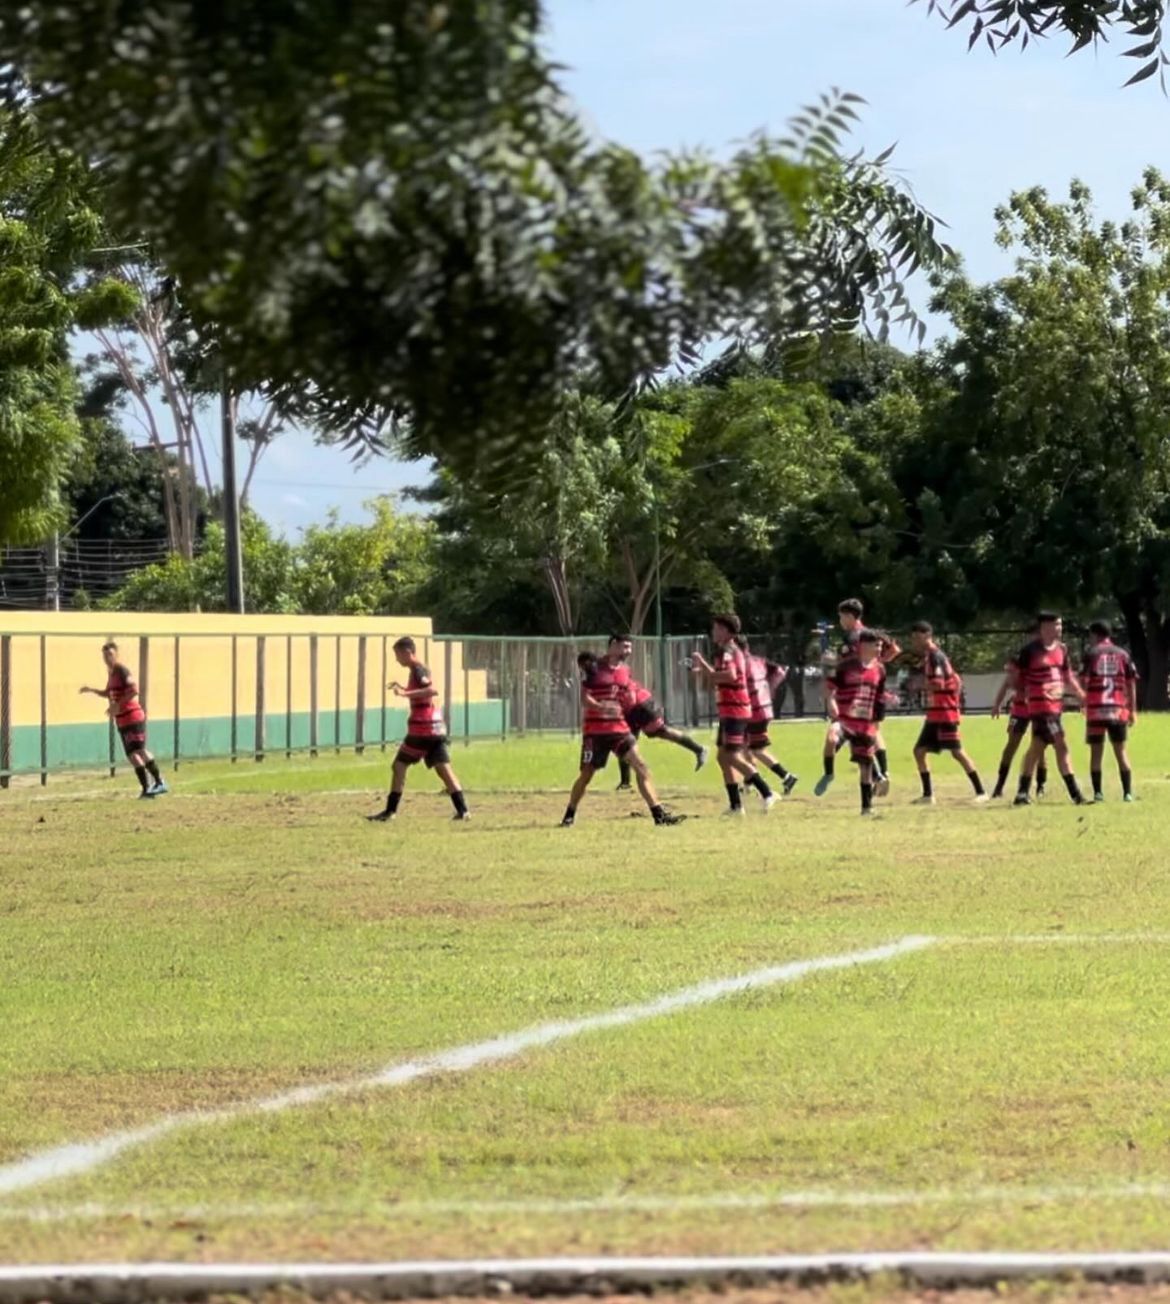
[44,532,60,612]
[222,369,245,614]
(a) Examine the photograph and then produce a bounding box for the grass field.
[3,714,1170,1267]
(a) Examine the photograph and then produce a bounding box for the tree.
[0,4,951,482]
[0,109,134,544]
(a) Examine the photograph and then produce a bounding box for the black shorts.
[1087,719,1129,745]
[748,720,771,750]
[916,721,962,754]
[118,721,147,757]
[841,725,877,763]
[626,701,665,736]
[1008,715,1029,738]
[716,717,749,748]
[396,734,451,768]
[1031,715,1065,745]
[581,732,637,770]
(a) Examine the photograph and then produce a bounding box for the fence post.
[500,638,507,741]
[138,635,150,719]
[443,640,453,741]
[464,657,470,745]
[255,636,266,762]
[108,713,116,778]
[517,642,528,735]
[0,634,10,788]
[356,635,367,755]
[173,635,181,768]
[38,634,47,786]
[285,634,293,759]
[334,634,342,753]
[380,636,388,751]
[309,634,319,758]
[230,634,239,763]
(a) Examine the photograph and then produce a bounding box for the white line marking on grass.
[952,933,1170,946]
[11,1179,1170,1224]
[0,935,934,1198]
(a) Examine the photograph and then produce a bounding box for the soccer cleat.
[911,795,935,806]
[1094,792,1105,803]
[695,747,709,772]
[615,782,633,792]
[1124,792,1136,803]
[149,780,169,796]
[760,793,778,814]
[782,773,799,796]
[721,807,746,819]
[559,815,575,828]
[874,777,891,798]
[990,789,1004,800]
[1035,785,1047,799]
[1013,794,1032,807]
[859,807,876,818]
[1072,795,1089,806]
[137,788,156,800]
[814,774,835,797]
[366,810,395,822]
[452,811,471,821]
[654,811,686,826]
[973,794,990,805]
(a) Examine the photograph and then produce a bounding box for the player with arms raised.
[368,636,469,823]
[1081,620,1138,802]
[561,652,682,827]
[908,621,987,804]
[79,640,168,799]
[1012,612,1087,807]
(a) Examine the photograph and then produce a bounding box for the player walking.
[908,621,988,804]
[367,636,469,823]
[561,652,682,826]
[989,650,1048,799]
[605,635,707,790]
[79,641,168,799]
[823,629,886,816]
[1011,613,1087,807]
[691,613,776,816]
[1081,620,1138,802]
[740,638,799,794]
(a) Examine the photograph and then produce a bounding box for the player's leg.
[140,745,167,795]
[1050,728,1086,804]
[992,725,1024,799]
[873,726,890,796]
[858,751,876,816]
[561,764,596,827]
[122,726,153,797]
[368,752,412,821]
[732,742,774,808]
[716,724,747,815]
[1014,735,1045,805]
[751,730,799,794]
[627,744,684,825]
[1088,729,1107,801]
[1111,724,1134,801]
[432,745,470,820]
[912,740,934,805]
[952,746,987,801]
[653,715,708,769]
[616,725,637,790]
[816,720,842,796]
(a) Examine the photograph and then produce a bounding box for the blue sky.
[234,0,1167,536]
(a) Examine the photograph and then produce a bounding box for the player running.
[367,636,469,823]
[1081,620,1138,802]
[604,635,707,790]
[908,621,988,804]
[739,637,799,794]
[1011,612,1087,807]
[691,613,776,816]
[823,629,886,817]
[80,641,168,799]
[561,652,682,827]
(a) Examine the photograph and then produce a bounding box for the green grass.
[3,716,1170,1263]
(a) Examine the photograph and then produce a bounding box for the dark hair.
[735,634,751,651]
[101,640,118,653]
[838,598,864,619]
[393,636,416,653]
[607,633,632,647]
[1037,611,1060,624]
[577,651,597,671]
[1089,619,1112,638]
[858,629,881,646]
[712,612,741,637]
[910,620,933,636]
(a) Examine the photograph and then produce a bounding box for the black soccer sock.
[919,770,933,798]
[1063,772,1083,803]
[678,735,704,757]
[385,790,403,816]
[768,761,791,780]
[145,758,162,784]
[1121,768,1133,796]
[968,770,985,796]
[725,783,743,811]
[1037,764,1049,789]
[1091,769,1103,798]
[618,758,631,786]
[1017,773,1032,797]
[563,804,577,822]
[876,749,889,780]
[860,782,873,812]
[134,764,150,793]
[746,772,773,799]
[823,754,835,778]
[450,790,468,816]
[993,763,1009,796]
[651,803,666,824]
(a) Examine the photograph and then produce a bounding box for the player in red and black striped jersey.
[989,623,1047,798]
[816,599,901,798]
[79,641,167,798]
[1081,620,1138,802]
[1011,612,1087,806]
[823,629,886,816]
[367,637,469,823]
[908,621,987,804]
[561,653,683,826]
[738,638,799,795]
[605,635,707,790]
[691,613,776,815]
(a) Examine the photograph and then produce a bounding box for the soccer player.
[561,652,682,827]
[79,641,168,798]
[739,637,799,794]
[908,621,988,804]
[989,651,1048,799]
[815,599,900,797]
[1081,620,1138,802]
[691,613,776,816]
[605,635,707,790]
[367,636,469,823]
[823,629,886,816]
[1011,612,1087,807]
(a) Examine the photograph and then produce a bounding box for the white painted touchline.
[0,935,934,1199]
[10,1179,1170,1224]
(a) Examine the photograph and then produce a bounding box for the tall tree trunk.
[542,556,574,636]
[1118,590,1169,710]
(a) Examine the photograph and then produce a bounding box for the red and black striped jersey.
[610,662,653,711]
[1013,639,1071,717]
[831,659,886,730]
[922,646,961,724]
[1003,661,1029,719]
[581,661,630,736]
[1081,641,1137,722]
[406,662,445,736]
[106,663,145,726]
[713,643,751,720]
[746,654,773,724]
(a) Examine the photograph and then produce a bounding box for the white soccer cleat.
[911,795,935,806]
[760,792,779,814]
[721,807,746,819]
[973,793,990,804]
[874,777,891,798]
